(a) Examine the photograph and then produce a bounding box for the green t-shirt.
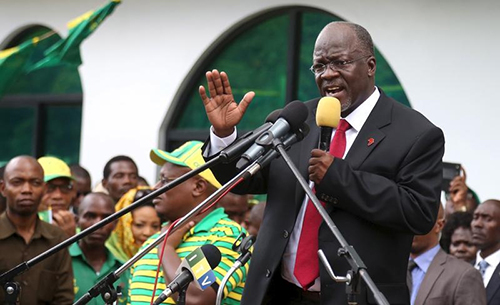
[70,242,130,305]
[128,208,249,304]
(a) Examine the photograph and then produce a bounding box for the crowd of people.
[1,20,499,305]
[0,141,266,304]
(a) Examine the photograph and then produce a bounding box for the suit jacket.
[412,249,486,305]
[210,90,445,305]
[486,262,500,305]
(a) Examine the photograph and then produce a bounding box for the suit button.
[265,269,272,278]
[283,230,289,238]
[332,198,338,204]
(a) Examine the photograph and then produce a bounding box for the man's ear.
[436,218,446,233]
[192,177,208,198]
[0,180,5,197]
[102,178,108,188]
[367,56,376,77]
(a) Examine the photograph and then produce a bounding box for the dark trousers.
[262,272,321,305]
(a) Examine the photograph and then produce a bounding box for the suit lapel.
[293,99,320,213]
[345,92,392,169]
[414,249,447,305]
[486,263,500,303]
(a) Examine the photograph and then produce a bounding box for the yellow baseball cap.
[38,156,75,182]
[150,141,222,189]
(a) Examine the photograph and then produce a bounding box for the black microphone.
[316,97,341,151]
[256,122,310,170]
[152,244,221,305]
[236,101,308,169]
[218,108,281,163]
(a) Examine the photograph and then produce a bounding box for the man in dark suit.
[472,199,500,305]
[408,206,485,305]
[199,22,444,304]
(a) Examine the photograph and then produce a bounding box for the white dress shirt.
[208,87,380,290]
[475,248,500,287]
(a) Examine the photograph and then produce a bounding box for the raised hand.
[52,209,77,237]
[199,69,255,137]
[448,166,468,211]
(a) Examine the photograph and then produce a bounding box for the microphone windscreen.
[201,244,222,269]
[265,109,282,123]
[316,97,341,128]
[280,101,309,132]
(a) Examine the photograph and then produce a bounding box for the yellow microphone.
[316,97,341,151]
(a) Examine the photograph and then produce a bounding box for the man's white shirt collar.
[343,87,380,132]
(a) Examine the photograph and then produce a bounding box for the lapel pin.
[367,138,375,146]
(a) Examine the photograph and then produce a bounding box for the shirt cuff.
[208,126,237,156]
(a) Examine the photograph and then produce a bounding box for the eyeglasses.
[47,183,74,194]
[309,55,370,75]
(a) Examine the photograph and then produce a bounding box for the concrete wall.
[1,0,499,200]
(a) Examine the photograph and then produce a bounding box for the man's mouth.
[18,199,34,204]
[88,233,107,241]
[324,86,343,96]
[472,232,484,240]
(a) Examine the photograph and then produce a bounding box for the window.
[0,25,83,166]
[161,7,410,151]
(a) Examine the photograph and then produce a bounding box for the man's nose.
[321,64,341,79]
[153,180,162,190]
[20,182,33,194]
[471,218,481,228]
[51,188,64,199]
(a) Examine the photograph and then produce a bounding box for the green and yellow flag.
[0,37,40,96]
[29,0,121,71]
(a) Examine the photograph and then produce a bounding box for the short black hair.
[78,192,115,216]
[349,23,374,56]
[324,21,374,56]
[440,211,473,253]
[102,155,138,180]
[69,164,91,180]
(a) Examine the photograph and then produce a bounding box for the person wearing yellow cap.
[129,141,248,305]
[38,156,78,237]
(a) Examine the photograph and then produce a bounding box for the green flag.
[29,0,121,71]
[0,37,40,97]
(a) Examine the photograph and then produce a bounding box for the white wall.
[1,0,499,200]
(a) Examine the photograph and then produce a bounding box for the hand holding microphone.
[309,97,341,184]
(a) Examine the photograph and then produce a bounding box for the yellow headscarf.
[106,186,152,261]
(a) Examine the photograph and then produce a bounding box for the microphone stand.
[216,234,255,305]
[270,137,390,305]
[176,285,188,305]
[145,129,308,305]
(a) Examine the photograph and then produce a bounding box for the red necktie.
[293,119,351,289]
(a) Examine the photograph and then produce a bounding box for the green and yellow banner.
[0,37,40,96]
[0,0,121,97]
[29,0,121,71]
